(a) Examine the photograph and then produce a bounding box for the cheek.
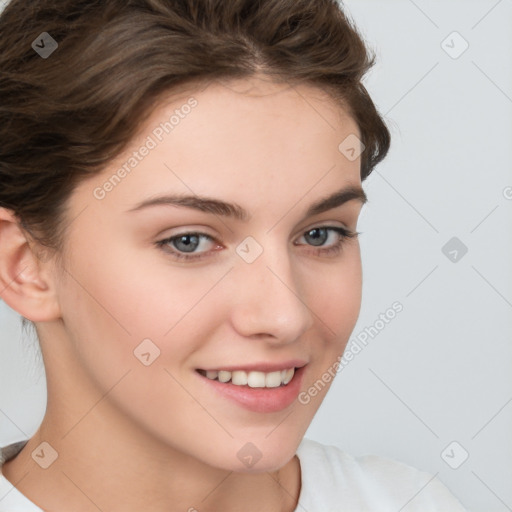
[295,249,362,420]
[61,228,217,334]
[307,246,363,339]
[54,239,217,441]
[55,233,216,385]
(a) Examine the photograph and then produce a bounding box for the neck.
[2,396,301,512]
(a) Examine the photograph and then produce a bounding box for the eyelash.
[155,226,360,262]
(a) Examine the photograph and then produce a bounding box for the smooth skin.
[0,75,365,512]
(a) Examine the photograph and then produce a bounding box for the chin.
[201,433,303,474]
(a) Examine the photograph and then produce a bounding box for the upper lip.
[197,360,308,373]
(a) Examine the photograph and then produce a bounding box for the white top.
[0,438,467,511]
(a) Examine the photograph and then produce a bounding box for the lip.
[197,360,308,373]
[195,364,307,414]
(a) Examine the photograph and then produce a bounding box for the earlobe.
[0,207,61,322]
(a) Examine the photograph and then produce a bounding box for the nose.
[228,243,315,344]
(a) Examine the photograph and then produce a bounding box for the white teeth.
[231,370,248,386]
[283,368,294,385]
[202,367,296,388]
[247,371,266,388]
[265,371,282,388]
[218,370,231,383]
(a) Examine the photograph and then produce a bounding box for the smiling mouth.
[196,367,296,388]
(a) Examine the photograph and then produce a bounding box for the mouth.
[195,363,307,413]
[196,367,296,388]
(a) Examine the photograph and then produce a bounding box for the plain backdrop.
[1,1,511,511]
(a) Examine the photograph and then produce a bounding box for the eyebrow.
[127,185,367,221]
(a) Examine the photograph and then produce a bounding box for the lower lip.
[196,366,306,413]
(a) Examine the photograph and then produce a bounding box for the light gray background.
[1,1,511,511]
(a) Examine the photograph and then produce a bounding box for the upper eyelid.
[162,224,350,242]
[162,221,353,239]
[161,225,354,247]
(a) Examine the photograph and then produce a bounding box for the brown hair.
[0,0,390,258]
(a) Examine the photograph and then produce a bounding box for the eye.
[156,232,220,261]
[156,226,359,262]
[295,226,359,257]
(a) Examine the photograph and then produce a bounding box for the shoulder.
[0,440,28,466]
[0,440,45,512]
[295,438,467,511]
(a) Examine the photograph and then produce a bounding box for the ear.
[0,207,61,322]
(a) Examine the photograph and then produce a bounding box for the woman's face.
[44,76,365,472]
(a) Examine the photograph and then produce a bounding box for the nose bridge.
[229,239,314,341]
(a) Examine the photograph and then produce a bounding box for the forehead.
[138,76,357,171]
[70,76,362,220]
[138,75,359,149]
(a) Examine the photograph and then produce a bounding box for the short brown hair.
[0,0,390,255]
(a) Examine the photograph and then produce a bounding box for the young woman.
[0,0,467,510]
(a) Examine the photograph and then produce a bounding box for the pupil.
[175,234,199,253]
[306,228,327,247]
